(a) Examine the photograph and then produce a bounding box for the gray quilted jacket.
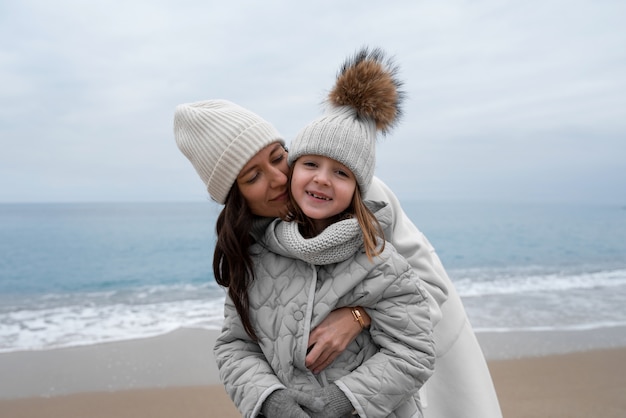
[214,203,435,418]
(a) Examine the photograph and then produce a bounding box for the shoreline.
[1,327,625,417]
[0,328,222,400]
[476,324,626,360]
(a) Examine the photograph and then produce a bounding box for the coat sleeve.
[335,254,436,418]
[365,176,449,326]
[213,294,285,418]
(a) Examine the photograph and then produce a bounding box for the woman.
[174,69,501,418]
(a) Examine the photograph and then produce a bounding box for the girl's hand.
[305,307,370,374]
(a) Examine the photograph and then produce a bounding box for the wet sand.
[1,327,625,418]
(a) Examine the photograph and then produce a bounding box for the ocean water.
[1,200,625,353]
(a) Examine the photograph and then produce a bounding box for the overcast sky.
[1,0,625,204]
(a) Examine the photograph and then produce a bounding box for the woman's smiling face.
[236,142,290,218]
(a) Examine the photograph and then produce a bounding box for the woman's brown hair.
[213,184,259,341]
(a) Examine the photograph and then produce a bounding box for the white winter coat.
[364,178,502,418]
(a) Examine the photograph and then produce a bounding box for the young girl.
[214,48,435,418]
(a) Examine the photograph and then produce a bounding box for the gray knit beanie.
[174,100,284,204]
[289,47,404,192]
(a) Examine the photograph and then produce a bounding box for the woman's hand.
[306,307,370,374]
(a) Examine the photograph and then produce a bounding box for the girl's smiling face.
[290,154,356,231]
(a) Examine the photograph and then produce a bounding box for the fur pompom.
[328,47,404,134]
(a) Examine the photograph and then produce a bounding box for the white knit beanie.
[174,100,284,204]
[288,47,404,193]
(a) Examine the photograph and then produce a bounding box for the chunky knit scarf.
[273,217,363,265]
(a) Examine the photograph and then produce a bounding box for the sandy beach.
[1,327,625,418]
